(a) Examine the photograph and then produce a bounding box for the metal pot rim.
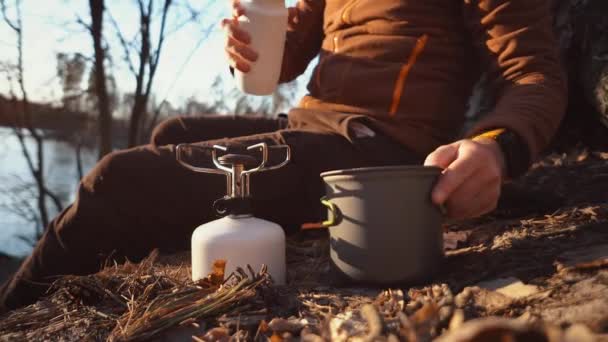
[321,165,441,179]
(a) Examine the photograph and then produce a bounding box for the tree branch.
[1,0,64,229]
[75,14,93,34]
[43,185,64,213]
[145,0,172,99]
[0,0,20,32]
[106,9,137,76]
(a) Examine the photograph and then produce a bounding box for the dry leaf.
[563,324,596,342]
[557,244,608,270]
[594,152,608,160]
[576,149,589,162]
[579,206,598,220]
[376,289,405,313]
[198,327,230,342]
[449,309,465,331]
[254,319,269,340]
[360,304,383,340]
[476,277,539,299]
[270,332,285,342]
[463,287,513,312]
[329,312,358,342]
[209,259,227,285]
[561,258,608,274]
[411,302,440,325]
[444,231,471,250]
[268,318,304,334]
[435,317,546,342]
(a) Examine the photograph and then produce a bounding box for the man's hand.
[221,0,258,73]
[221,1,297,73]
[424,138,506,220]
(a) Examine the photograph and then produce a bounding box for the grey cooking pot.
[315,165,443,285]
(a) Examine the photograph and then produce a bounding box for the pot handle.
[301,197,341,230]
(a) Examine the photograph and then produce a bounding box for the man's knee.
[150,116,187,146]
[82,147,149,196]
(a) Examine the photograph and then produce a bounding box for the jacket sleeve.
[462,0,568,160]
[278,0,325,83]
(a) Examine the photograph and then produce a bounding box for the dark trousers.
[0,114,421,312]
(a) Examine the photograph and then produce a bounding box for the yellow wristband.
[472,128,506,142]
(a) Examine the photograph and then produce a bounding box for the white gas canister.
[176,143,291,285]
[191,216,286,284]
[234,0,288,95]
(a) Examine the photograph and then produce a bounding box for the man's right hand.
[221,0,259,73]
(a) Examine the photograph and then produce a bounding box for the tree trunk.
[128,95,148,147]
[89,0,113,159]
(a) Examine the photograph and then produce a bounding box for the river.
[0,127,98,257]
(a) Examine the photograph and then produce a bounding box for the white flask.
[176,143,291,285]
[234,0,288,95]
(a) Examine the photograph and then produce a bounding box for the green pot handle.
[301,196,341,230]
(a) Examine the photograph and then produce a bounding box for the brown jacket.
[279,0,567,161]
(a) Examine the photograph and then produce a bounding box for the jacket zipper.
[389,34,429,117]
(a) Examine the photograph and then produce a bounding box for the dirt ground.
[1,116,607,341]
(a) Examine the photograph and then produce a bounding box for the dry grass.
[0,251,273,341]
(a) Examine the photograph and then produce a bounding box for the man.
[0,0,566,313]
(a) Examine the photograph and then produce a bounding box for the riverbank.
[0,95,129,144]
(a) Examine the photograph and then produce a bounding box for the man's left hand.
[424,138,506,220]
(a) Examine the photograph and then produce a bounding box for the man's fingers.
[222,21,251,44]
[426,139,505,220]
[424,143,461,205]
[226,50,251,73]
[232,3,245,19]
[222,4,257,74]
[424,144,458,169]
[226,36,258,62]
[220,18,231,28]
[431,149,478,205]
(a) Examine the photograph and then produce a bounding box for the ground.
[0,116,607,341]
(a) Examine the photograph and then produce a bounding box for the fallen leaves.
[434,317,599,342]
[476,277,540,299]
[193,327,230,342]
[268,318,305,334]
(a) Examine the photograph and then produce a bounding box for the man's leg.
[150,114,286,146]
[0,123,420,312]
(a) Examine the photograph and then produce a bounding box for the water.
[0,127,97,257]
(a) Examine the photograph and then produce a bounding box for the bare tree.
[1,0,63,229]
[56,52,90,179]
[56,53,87,112]
[0,174,42,242]
[109,0,173,147]
[88,0,113,158]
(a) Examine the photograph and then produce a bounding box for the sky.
[0,0,303,110]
